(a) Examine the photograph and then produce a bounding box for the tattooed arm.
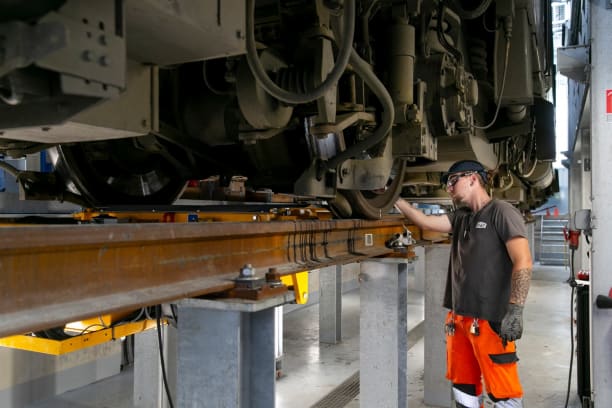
[505,237,533,305]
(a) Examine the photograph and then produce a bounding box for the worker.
[395,160,532,408]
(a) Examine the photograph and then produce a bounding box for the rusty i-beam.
[0,217,414,338]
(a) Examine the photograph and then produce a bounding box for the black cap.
[441,160,488,184]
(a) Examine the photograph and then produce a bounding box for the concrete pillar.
[359,258,409,408]
[424,244,452,407]
[319,264,342,344]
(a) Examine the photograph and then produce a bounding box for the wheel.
[52,136,189,206]
[341,159,406,219]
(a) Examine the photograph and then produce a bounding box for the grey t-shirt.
[443,199,527,322]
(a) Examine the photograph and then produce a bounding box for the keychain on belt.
[470,318,480,336]
[445,312,456,336]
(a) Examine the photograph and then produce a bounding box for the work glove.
[499,303,524,344]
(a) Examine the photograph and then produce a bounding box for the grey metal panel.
[2,61,157,143]
[36,0,126,93]
[566,0,591,153]
[588,1,612,405]
[494,8,534,105]
[125,0,246,65]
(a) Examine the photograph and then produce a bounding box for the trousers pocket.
[489,352,519,364]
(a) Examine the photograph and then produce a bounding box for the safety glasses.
[445,171,474,189]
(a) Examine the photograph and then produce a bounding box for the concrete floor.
[28,263,583,408]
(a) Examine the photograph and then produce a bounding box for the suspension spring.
[467,38,488,80]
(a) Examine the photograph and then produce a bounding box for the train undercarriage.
[0,0,558,218]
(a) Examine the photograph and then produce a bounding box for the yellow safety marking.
[281,271,309,304]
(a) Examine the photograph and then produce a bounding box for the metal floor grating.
[310,371,360,408]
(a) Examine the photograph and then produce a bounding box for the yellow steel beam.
[0,319,159,355]
[0,217,415,338]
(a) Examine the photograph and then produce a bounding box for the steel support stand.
[319,264,343,344]
[175,294,293,408]
[423,244,452,408]
[413,246,425,292]
[359,258,408,408]
[274,306,283,377]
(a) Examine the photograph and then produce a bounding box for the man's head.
[441,160,488,188]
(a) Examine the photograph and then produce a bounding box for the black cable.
[171,304,178,326]
[564,249,576,408]
[157,305,175,408]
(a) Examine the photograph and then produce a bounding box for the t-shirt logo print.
[475,221,487,229]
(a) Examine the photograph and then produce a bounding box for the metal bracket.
[0,21,67,78]
[385,225,416,252]
[557,44,590,83]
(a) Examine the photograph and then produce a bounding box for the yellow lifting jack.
[0,314,160,355]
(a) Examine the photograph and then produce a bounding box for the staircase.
[535,216,569,266]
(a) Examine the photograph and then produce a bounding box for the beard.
[451,195,469,209]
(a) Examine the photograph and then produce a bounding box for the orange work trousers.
[445,312,523,399]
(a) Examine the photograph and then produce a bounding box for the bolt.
[82,50,94,62]
[99,35,107,46]
[240,264,255,277]
[99,55,110,66]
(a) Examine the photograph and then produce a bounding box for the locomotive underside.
[0,0,557,218]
